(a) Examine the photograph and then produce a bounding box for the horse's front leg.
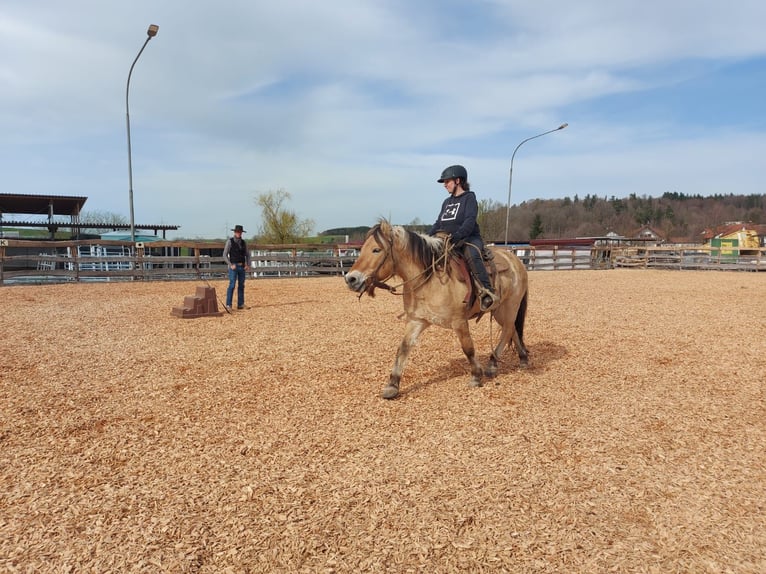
[383,319,428,399]
[455,322,484,388]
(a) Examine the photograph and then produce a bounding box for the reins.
[361,228,450,297]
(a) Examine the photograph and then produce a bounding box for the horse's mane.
[369,221,446,280]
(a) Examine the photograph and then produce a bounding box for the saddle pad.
[449,256,472,284]
[448,257,474,305]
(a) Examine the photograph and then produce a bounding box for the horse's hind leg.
[510,330,529,368]
[455,322,484,388]
[513,291,529,368]
[485,324,514,379]
[485,326,528,378]
[485,296,528,377]
[383,319,428,399]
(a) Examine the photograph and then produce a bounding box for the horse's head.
[345,220,396,297]
[346,220,448,297]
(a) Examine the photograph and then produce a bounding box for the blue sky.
[1,1,765,238]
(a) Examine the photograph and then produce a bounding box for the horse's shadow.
[400,341,568,397]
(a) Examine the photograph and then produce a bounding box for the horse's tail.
[515,289,528,342]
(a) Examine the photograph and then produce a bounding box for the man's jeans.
[226,264,246,307]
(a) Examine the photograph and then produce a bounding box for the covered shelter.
[0,193,178,239]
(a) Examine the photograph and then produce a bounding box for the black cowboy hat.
[232,225,246,233]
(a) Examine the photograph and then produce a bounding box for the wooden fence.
[0,239,359,285]
[1,239,763,285]
[611,245,766,271]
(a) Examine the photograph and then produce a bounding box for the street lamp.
[126,24,159,243]
[503,123,568,246]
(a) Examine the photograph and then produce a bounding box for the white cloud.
[1,1,765,237]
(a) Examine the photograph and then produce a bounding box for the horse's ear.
[379,218,392,235]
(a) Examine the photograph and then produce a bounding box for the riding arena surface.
[1,270,764,573]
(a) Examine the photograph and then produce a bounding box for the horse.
[345,219,529,399]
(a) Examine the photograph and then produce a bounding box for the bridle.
[360,229,398,297]
[359,227,449,298]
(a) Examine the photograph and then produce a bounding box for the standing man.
[223,224,251,310]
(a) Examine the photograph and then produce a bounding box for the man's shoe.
[225,305,232,311]
[237,306,245,310]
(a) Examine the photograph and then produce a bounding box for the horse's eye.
[372,247,382,254]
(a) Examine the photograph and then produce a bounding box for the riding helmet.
[437,165,468,183]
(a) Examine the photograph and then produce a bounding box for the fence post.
[0,240,6,285]
[72,244,80,282]
[136,243,146,280]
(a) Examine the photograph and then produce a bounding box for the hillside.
[324,193,765,244]
[474,192,763,243]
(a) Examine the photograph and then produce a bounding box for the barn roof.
[0,193,180,236]
[0,193,88,217]
[700,222,766,240]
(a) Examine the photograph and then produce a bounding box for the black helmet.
[437,165,468,183]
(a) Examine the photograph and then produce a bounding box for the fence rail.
[1,239,764,284]
[0,239,360,284]
[611,245,766,271]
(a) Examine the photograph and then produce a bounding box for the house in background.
[632,225,666,244]
[701,222,765,251]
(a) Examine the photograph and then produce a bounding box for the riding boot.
[463,245,499,312]
[479,287,499,312]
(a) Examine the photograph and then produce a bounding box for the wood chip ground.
[1,270,764,573]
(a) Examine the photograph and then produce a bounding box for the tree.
[477,198,506,241]
[79,211,128,234]
[254,189,314,243]
[463,192,762,243]
[529,214,544,239]
[80,210,128,225]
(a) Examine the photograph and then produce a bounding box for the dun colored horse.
[345,220,529,399]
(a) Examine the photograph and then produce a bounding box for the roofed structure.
[0,193,178,238]
[701,222,766,242]
[0,193,87,219]
[631,225,666,242]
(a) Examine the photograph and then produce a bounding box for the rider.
[428,165,499,312]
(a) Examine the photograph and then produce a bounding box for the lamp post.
[126,24,159,243]
[503,123,568,246]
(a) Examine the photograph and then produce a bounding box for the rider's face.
[443,178,457,194]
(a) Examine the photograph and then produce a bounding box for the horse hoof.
[381,385,399,399]
[484,366,497,379]
[469,379,483,388]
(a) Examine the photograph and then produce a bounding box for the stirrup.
[479,289,499,312]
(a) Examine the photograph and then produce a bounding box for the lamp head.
[558,123,568,130]
[147,24,159,37]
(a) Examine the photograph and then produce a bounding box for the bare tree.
[477,198,506,242]
[254,189,314,244]
[79,211,128,234]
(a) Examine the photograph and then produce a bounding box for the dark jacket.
[428,191,481,243]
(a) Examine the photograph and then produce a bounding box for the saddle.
[449,247,507,308]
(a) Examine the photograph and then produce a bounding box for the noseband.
[363,228,399,296]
